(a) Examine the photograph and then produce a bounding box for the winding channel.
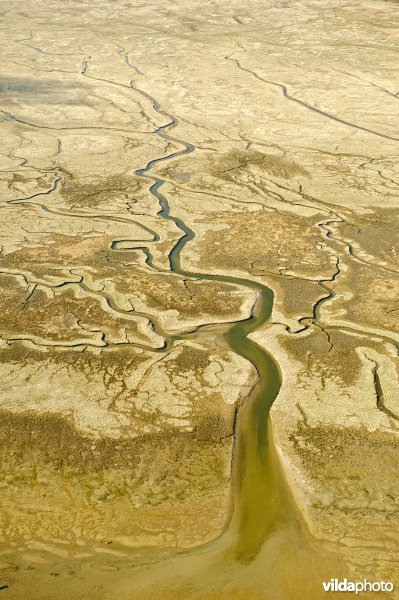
[131,76,283,562]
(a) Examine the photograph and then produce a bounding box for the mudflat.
[0,0,398,598]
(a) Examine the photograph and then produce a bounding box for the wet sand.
[1,0,399,597]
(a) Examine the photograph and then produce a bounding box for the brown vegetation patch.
[198,210,332,280]
[290,422,399,548]
[282,329,364,389]
[335,207,399,270]
[330,262,399,334]
[0,409,233,546]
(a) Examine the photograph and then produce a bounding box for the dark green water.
[131,75,283,561]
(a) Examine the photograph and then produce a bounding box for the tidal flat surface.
[0,0,398,598]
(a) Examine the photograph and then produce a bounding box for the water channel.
[133,82,284,564]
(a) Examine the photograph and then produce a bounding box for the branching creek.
[129,68,286,564]
[3,52,296,570]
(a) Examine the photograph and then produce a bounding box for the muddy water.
[114,86,365,600]
[5,74,355,600]
[132,84,289,564]
[115,86,354,600]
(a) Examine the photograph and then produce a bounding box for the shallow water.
[118,80,368,600]
[132,72,287,554]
